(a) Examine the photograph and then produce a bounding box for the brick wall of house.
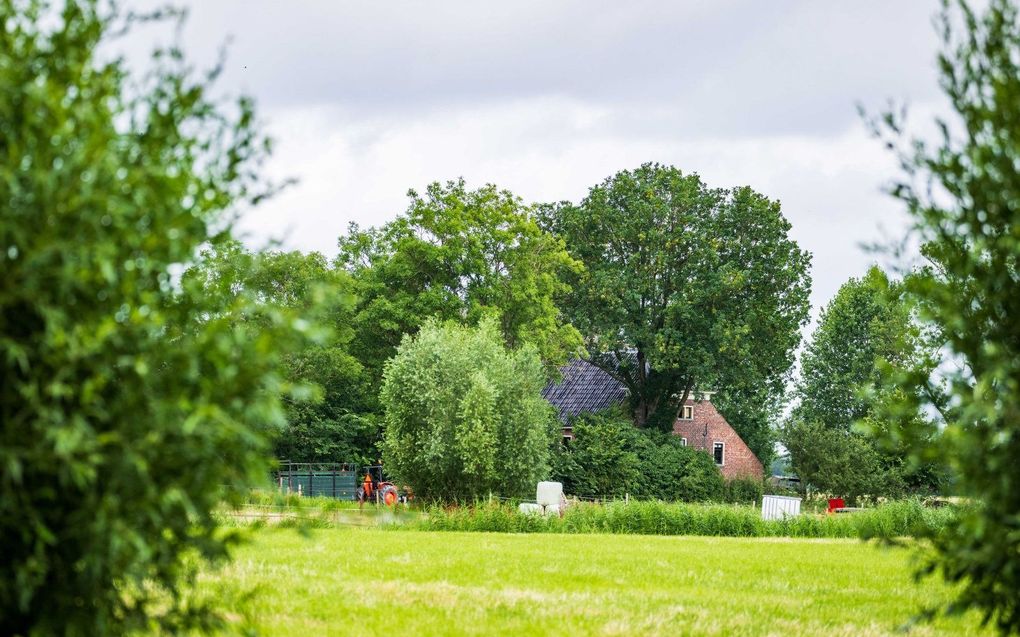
[672,399,764,481]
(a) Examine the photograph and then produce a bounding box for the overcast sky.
[126,1,946,320]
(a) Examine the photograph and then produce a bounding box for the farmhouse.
[542,358,764,480]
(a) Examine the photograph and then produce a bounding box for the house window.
[680,437,688,447]
[680,405,694,420]
[713,442,725,466]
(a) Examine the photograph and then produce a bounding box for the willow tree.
[380,319,555,500]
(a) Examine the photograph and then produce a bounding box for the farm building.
[542,358,764,480]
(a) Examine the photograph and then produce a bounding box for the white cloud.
[238,95,926,321]
[113,0,949,320]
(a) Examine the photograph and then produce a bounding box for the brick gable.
[673,399,764,480]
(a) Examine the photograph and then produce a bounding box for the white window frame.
[680,437,688,447]
[680,405,694,420]
[713,441,725,466]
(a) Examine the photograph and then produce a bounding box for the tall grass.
[237,488,363,512]
[411,499,954,539]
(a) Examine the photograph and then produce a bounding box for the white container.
[761,495,801,520]
[518,502,544,516]
[536,481,563,507]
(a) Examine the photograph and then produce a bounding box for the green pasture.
[199,528,989,636]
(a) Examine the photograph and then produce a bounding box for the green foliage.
[380,319,556,500]
[184,242,380,464]
[338,179,584,384]
[783,420,897,503]
[722,477,765,505]
[0,3,303,634]
[543,163,811,436]
[782,267,944,502]
[873,0,1020,631]
[794,267,920,429]
[550,409,724,501]
[551,411,641,498]
[630,430,725,502]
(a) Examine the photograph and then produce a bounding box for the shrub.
[631,432,724,502]
[551,410,641,498]
[0,3,303,634]
[723,477,765,505]
[551,411,724,502]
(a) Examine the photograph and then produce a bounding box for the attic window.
[680,405,694,420]
[713,442,725,466]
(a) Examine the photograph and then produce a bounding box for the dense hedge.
[412,499,955,539]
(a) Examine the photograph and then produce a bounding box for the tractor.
[356,464,400,508]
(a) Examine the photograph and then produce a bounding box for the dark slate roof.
[542,358,630,423]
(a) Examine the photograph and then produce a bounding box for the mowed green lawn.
[201,528,990,636]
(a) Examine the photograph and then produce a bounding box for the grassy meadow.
[198,528,989,636]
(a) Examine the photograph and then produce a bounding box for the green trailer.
[276,462,359,500]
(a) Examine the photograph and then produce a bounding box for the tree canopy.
[543,163,812,437]
[183,241,379,464]
[793,266,919,430]
[783,267,943,502]
[337,179,584,384]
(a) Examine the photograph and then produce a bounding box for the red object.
[827,498,845,513]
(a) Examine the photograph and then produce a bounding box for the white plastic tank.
[761,495,801,520]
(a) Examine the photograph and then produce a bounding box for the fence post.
[625,492,629,504]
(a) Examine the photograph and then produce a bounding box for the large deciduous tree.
[544,164,811,440]
[337,179,584,384]
[380,319,555,501]
[874,0,1020,631]
[0,3,304,633]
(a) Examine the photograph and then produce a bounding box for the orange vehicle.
[356,465,399,507]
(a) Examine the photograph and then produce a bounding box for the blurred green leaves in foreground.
[0,1,309,634]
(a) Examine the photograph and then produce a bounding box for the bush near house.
[549,409,725,502]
